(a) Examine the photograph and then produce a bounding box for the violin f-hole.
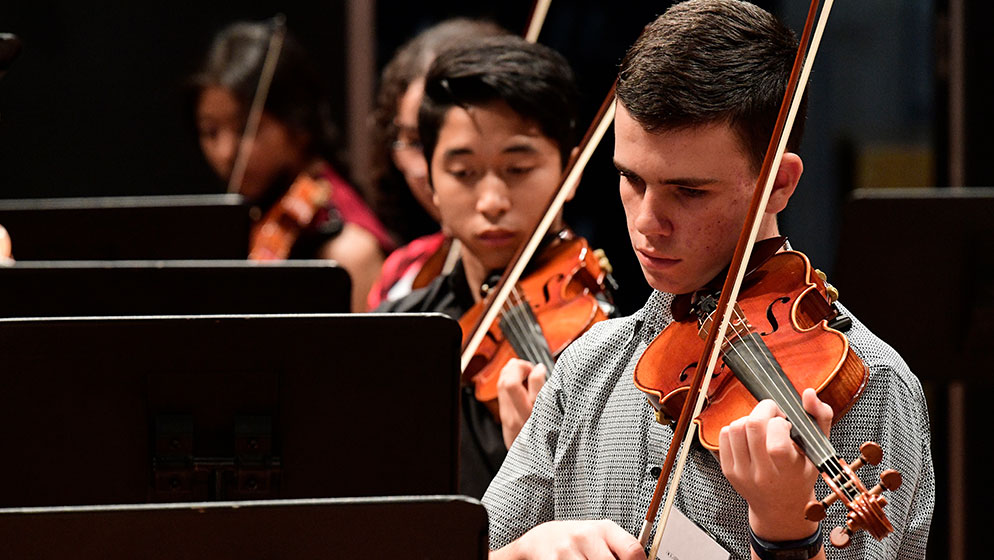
[760,296,791,336]
[541,273,567,304]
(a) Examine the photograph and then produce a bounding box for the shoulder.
[837,301,926,410]
[382,231,447,272]
[828,301,935,557]
[551,292,664,397]
[374,270,460,318]
[319,164,396,253]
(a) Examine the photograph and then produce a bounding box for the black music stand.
[0,194,250,260]
[0,260,351,316]
[0,496,488,559]
[0,314,460,507]
[833,187,994,559]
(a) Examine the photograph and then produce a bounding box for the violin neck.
[722,332,838,469]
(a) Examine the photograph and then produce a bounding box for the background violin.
[248,172,329,260]
[459,231,613,419]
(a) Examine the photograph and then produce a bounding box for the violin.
[460,231,613,419]
[410,237,461,291]
[634,248,901,546]
[248,172,330,260]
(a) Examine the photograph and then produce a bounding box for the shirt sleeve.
[481,340,577,550]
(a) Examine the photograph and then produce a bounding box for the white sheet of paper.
[654,506,730,560]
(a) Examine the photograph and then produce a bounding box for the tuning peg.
[804,499,828,522]
[872,469,903,495]
[805,443,890,524]
[830,526,853,548]
[852,442,883,469]
[825,469,902,548]
[593,248,613,274]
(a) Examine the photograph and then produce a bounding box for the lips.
[636,248,681,269]
[477,229,516,247]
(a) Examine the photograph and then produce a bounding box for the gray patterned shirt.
[482,290,934,559]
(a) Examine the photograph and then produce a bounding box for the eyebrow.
[501,143,540,156]
[442,142,541,161]
[442,147,474,160]
[613,160,718,187]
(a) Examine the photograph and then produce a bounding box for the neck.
[460,250,492,304]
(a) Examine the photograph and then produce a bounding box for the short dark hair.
[617,0,806,171]
[419,35,579,179]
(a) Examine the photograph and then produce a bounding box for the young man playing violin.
[375,34,614,499]
[482,1,934,559]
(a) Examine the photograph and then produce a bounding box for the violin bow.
[523,0,553,43]
[638,1,835,556]
[227,15,287,194]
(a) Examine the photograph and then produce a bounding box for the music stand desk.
[0,194,250,260]
[0,260,351,316]
[0,313,460,507]
[0,495,488,559]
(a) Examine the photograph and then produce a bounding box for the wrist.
[749,524,823,560]
[747,495,818,542]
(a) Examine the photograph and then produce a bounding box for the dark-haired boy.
[375,35,612,499]
[482,1,934,559]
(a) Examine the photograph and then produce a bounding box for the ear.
[766,152,803,215]
[563,146,581,202]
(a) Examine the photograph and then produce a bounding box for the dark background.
[1,1,989,557]
[0,1,952,316]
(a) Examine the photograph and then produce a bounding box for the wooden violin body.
[248,173,329,260]
[635,248,901,545]
[635,250,867,450]
[460,235,611,419]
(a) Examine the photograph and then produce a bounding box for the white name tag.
[654,506,730,560]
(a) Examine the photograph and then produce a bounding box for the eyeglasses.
[391,138,423,152]
[391,121,423,153]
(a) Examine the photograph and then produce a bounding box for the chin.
[643,270,696,296]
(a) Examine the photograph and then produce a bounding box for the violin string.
[514,286,556,371]
[726,311,852,491]
[718,320,851,491]
[717,306,843,479]
[721,307,837,467]
[501,289,533,362]
[508,287,544,365]
[504,287,550,367]
[511,288,545,365]
[721,306,828,458]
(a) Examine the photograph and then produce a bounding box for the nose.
[633,187,674,237]
[476,173,511,222]
[209,129,240,179]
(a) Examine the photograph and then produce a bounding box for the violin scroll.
[803,441,903,548]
